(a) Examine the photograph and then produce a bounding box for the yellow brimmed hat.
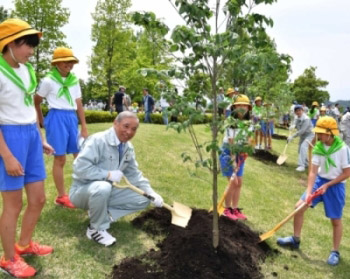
[0,18,42,52]
[254,96,262,102]
[313,116,339,136]
[226,88,235,95]
[320,106,327,112]
[51,47,79,65]
[312,101,319,107]
[233,94,252,109]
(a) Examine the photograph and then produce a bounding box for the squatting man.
[69,111,164,246]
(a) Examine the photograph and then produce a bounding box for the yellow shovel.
[113,177,192,228]
[259,189,322,242]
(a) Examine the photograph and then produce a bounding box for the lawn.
[0,123,349,279]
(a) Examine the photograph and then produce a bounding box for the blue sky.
[2,0,350,101]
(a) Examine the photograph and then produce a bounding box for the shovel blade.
[170,201,192,228]
[276,154,287,165]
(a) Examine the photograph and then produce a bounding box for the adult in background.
[110,86,126,114]
[159,91,170,125]
[339,110,350,147]
[35,47,88,208]
[288,105,314,172]
[142,88,154,123]
[69,111,164,246]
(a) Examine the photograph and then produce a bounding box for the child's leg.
[231,177,242,208]
[17,181,46,247]
[331,218,342,251]
[53,155,67,196]
[293,199,308,237]
[224,177,235,208]
[0,190,23,260]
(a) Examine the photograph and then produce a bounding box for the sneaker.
[0,254,36,278]
[295,166,305,172]
[86,226,116,247]
[222,208,238,221]
[232,208,247,220]
[15,241,53,256]
[255,144,259,149]
[55,195,75,208]
[276,236,300,249]
[327,251,340,266]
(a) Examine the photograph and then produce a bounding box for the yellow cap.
[226,88,235,95]
[312,101,319,107]
[320,106,326,112]
[51,47,79,65]
[0,18,42,52]
[254,96,262,102]
[233,94,252,109]
[313,116,339,136]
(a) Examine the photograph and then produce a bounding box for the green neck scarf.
[0,54,37,106]
[46,67,78,107]
[312,136,345,172]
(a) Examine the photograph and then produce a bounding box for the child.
[277,116,350,266]
[219,94,252,220]
[35,47,88,208]
[319,106,327,118]
[308,101,319,127]
[288,105,314,172]
[263,103,275,150]
[252,96,263,149]
[0,18,54,278]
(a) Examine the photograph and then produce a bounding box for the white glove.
[108,170,123,182]
[287,136,293,143]
[149,192,163,207]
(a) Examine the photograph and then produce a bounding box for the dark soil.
[272,134,287,140]
[111,208,273,279]
[252,149,279,163]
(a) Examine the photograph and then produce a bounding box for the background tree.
[292,66,329,106]
[12,0,69,78]
[0,6,9,22]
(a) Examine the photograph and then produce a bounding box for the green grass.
[0,123,349,278]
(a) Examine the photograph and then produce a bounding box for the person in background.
[288,105,314,172]
[308,101,319,127]
[142,88,154,123]
[224,88,235,118]
[302,103,309,115]
[264,103,275,150]
[277,117,350,266]
[35,47,88,209]
[69,112,164,246]
[332,103,341,122]
[110,86,126,114]
[159,91,170,125]
[319,106,327,118]
[339,110,350,147]
[252,96,263,150]
[0,18,54,278]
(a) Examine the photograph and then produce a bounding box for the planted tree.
[12,0,69,78]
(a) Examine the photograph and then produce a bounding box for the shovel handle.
[113,178,174,212]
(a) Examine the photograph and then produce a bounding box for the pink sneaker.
[232,208,247,220]
[223,208,238,221]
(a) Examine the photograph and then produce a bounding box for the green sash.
[0,55,37,106]
[312,136,345,172]
[46,67,79,107]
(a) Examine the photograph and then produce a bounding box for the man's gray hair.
[115,111,139,123]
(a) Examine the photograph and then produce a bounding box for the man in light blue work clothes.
[69,111,163,246]
[288,105,314,172]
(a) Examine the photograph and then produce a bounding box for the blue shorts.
[0,124,46,191]
[45,109,79,156]
[219,147,245,177]
[311,119,317,127]
[261,121,274,136]
[301,176,345,219]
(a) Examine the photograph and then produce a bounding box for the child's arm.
[76,98,89,138]
[306,163,318,200]
[0,130,24,176]
[34,94,44,128]
[317,167,350,194]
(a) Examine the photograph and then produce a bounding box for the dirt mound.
[252,149,279,163]
[272,134,287,140]
[111,208,272,279]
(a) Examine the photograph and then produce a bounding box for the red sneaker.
[222,208,238,221]
[15,241,53,256]
[55,195,75,208]
[232,208,247,220]
[0,254,36,278]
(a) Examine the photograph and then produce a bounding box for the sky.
[2,0,350,102]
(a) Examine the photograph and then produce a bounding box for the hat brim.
[313,126,339,136]
[51,56,79,65]
[0,29,42,52]
[233,102,252,110]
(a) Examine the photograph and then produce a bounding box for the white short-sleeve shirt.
[37,76,82,110]
[312,145,350,182]
[0,63,37,124]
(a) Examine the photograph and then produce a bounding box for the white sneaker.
[296,166,305,172]
[255,144,259,149]
[86,226,116,247]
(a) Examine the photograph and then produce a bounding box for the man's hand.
[108,170,123,182]
[150,192,163,207]
[287,136,293,143]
